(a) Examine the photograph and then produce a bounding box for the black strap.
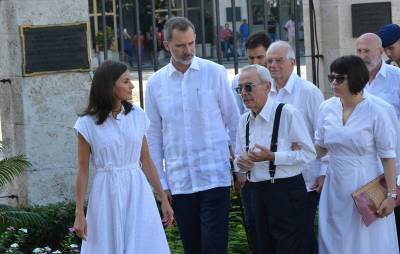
[269,103,285,181]
[244,103,285,182]
[245,114,251,180]
[245,114,250,152]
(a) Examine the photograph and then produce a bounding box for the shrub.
[0,190,252,253]
[95,26,114,51]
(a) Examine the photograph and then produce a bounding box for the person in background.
[122,28,133,66]
[267,15,277,42]
[378,23,400,67]
[239,19,249,57]
[222,23,234,61]
[284,16,295,54]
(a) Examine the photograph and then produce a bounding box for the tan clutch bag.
[351,174,400,226]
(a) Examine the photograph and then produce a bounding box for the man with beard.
[356,33,400,118]
[378,24,400,67]
[145,17,240,254]
[356,33,400,250]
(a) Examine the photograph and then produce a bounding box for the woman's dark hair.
[330,55,369,94]
[245,31,272,51]
[80,60,133,124]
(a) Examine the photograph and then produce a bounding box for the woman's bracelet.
[387,192,398,200]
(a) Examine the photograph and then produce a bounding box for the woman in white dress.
[73,60,174,254]
[315,55,399,254]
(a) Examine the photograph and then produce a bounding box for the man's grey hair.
[240,64,273,83]
[163,17,196,42]
[357,33,383,48]
[267,40,295,60]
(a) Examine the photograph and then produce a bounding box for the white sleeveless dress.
[74,105,170,254]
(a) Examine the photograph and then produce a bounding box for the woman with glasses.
[315,55,399,254]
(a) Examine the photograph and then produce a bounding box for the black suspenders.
[245,103,285,183]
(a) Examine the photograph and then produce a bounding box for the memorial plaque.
[20,23,90,76]
[351,2,391,38]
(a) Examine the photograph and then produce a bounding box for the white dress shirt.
[363,62,400,181]
[145,57,240,194]
[270,72,324,191]
[234,96,316,182]
[365,61,400,118]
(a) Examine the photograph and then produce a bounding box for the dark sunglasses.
[235,82,257,94]
[327,74,347,84]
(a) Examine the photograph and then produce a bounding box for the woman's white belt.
[95,164,140,172]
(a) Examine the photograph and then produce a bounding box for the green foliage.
[95,26,114,51]
[0,206,44,231]
[0,227,27,254]
[0,142,44,231]
[59,228,80,253]
[164,226,184,254]
[228,193,251,254]
[20,202,78,253]
[0,154,30,188]
[0,191,251,253]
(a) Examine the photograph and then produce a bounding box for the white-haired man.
[234,64,316,254]
[265,40,324,254]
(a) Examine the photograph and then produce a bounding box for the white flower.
[19,228,28,233]
[52,250,62,254]
[10,243,19,248]
[69,244,78,249]
[33,247,44,253]
[44,246,52,251]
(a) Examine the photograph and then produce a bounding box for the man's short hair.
[245,32,272,50]
[330,55,369,95]
[164,17,195,42]
[240,64,273,83]
[267,40,295,60]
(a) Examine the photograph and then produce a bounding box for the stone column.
[303,0,400,98]
[0,0,90,205]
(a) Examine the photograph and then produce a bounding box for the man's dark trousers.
[172,186,230,254]
[251,174,307,254]
[303,190,319,254]
[395,207,400,250]
[241,181,261,254]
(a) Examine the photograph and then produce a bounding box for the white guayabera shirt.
[145,57,240,195]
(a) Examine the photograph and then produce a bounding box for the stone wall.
[0,0,90,205]
[303,0,400,98]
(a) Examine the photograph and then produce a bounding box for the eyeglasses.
[235,82,257,94]
[327,74,347,84]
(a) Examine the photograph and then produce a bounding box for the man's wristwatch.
[387,192,398,200]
